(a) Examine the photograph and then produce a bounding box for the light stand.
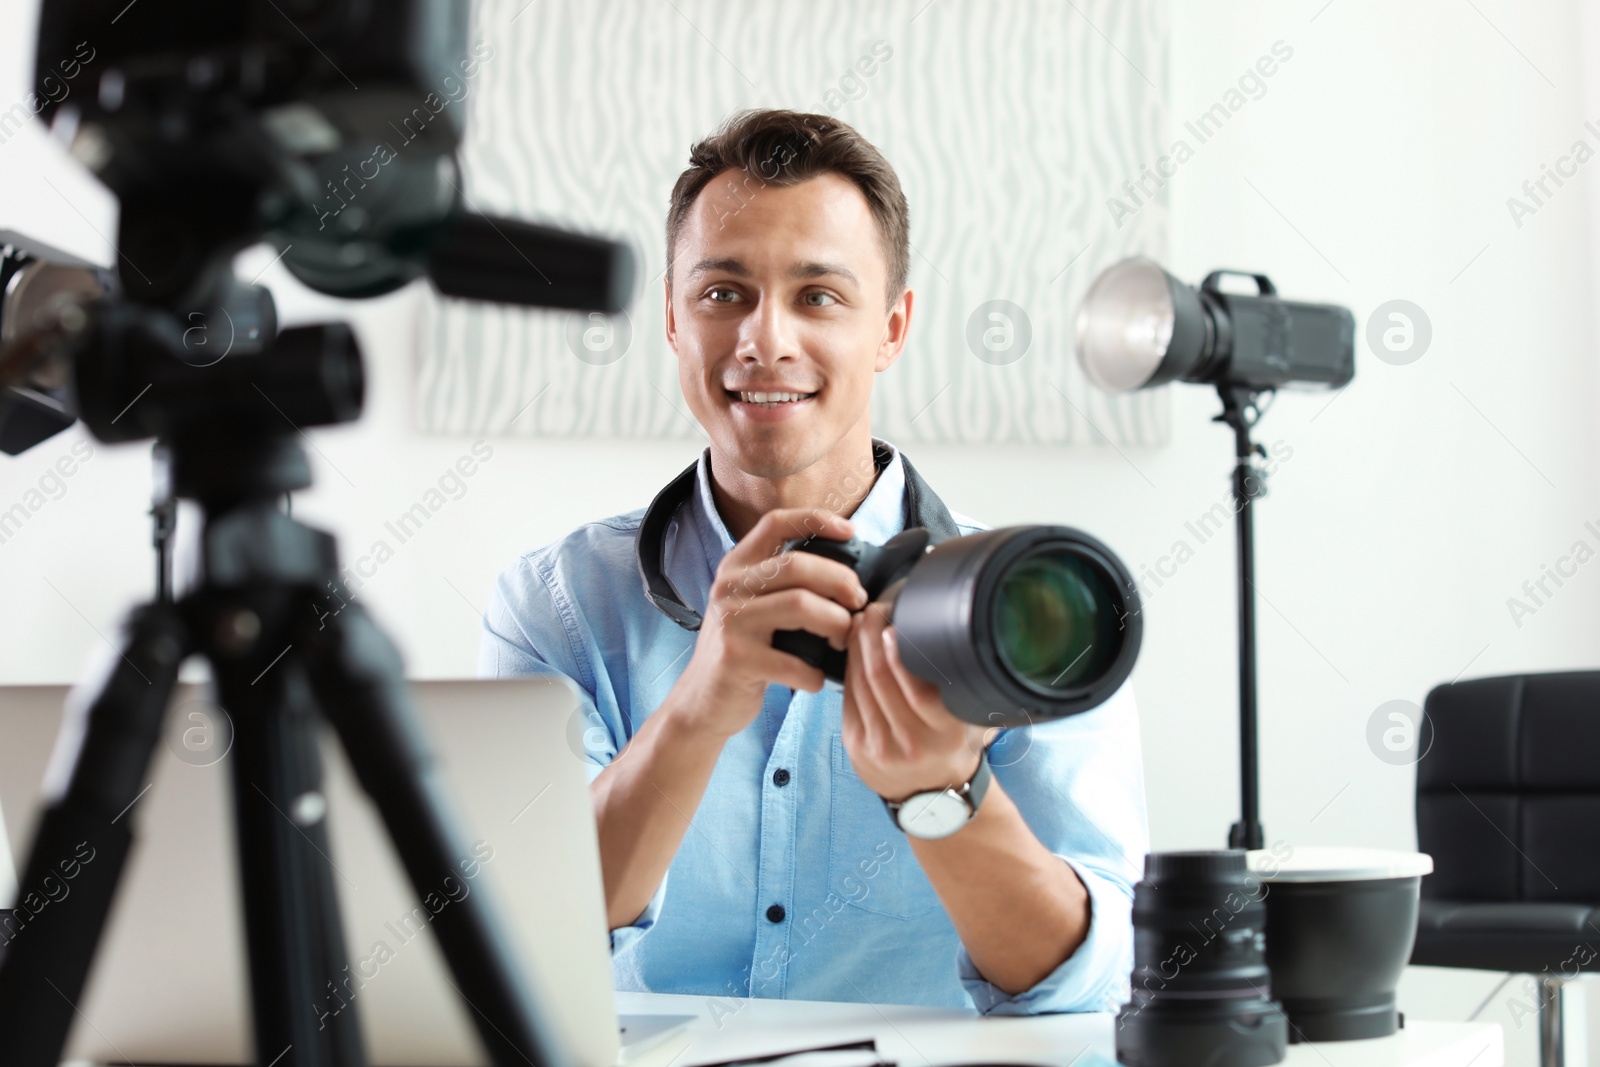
[1216,385,1273,851]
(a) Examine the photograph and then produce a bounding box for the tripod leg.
[215,643,366,1067]
[303,604,571,1067]
[0,603,187,1067]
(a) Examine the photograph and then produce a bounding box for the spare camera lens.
[1115,850,1288,1067]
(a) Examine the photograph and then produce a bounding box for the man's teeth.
[739,391,810,404]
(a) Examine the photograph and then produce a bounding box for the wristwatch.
[883,747,991,840]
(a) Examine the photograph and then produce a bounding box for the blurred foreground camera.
[33,0,631,312]
[0,4,637,1065]
[772,525,1141,727]
[0,232,111,454]
[0,0,634,457]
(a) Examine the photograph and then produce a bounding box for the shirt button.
[766,904,786,924]
[772,768,791,787]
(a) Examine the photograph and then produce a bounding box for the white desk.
[619,991,1503,1067]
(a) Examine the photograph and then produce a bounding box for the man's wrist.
[883,746,991,839]
[662,670,780,743]
[656,685,741,748]
[879,744,986,805]
[661,706,734,750]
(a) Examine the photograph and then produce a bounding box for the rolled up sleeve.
[956,679,1149,1015]
[476,551,663,956]
[478,552,617,770]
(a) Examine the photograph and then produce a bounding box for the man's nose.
[736,293,800,364]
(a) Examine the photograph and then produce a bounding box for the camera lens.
[991,548,1118,693]
[888,525,1141,727]
[1115,850,1287,1067]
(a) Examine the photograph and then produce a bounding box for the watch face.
[896,791,970,839]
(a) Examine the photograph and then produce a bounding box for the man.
[480,108,1147,1014]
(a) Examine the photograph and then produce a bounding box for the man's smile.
[724,386,821,419]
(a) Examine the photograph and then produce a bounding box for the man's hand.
[596,505,866,928]
[840,601,999,802]
[840,602,1094,997]
[671,507,869,740]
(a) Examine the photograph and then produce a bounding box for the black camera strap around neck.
[636,441,961,632]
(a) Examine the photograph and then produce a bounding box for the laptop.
[0,678,693,1066]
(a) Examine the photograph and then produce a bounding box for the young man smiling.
[480,109,1147,1014]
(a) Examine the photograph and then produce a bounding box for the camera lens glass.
[992,548,1118,692]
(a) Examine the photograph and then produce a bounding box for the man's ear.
[874,287,913,373]
[664,277,677,354]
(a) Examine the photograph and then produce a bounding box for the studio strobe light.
[1074,258,1354,851]
[1075,257,1353,394]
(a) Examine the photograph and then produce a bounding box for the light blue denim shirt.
[477,437,1149,1015]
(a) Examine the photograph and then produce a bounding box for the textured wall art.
[416,0,1171,446]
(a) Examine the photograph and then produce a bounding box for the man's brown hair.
[666,108,911,308]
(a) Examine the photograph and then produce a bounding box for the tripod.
[0,423,569,1066]
[1,6,633,1055]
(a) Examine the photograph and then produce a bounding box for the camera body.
[34,0,471,154]
[1,1,630,456]
[769,527,934,683]
[33,0,479,306]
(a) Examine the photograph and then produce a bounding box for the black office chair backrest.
[1417,671,1600,903]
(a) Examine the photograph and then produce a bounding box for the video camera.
[2,0,631,455]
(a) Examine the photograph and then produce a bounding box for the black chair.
[1411,670,1600,1067]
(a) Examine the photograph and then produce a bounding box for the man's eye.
[804,291,838,307]
[707,287,740,304]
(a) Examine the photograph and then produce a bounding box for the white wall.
[1163,2,1600,1062]
[2,1,1598,1063]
